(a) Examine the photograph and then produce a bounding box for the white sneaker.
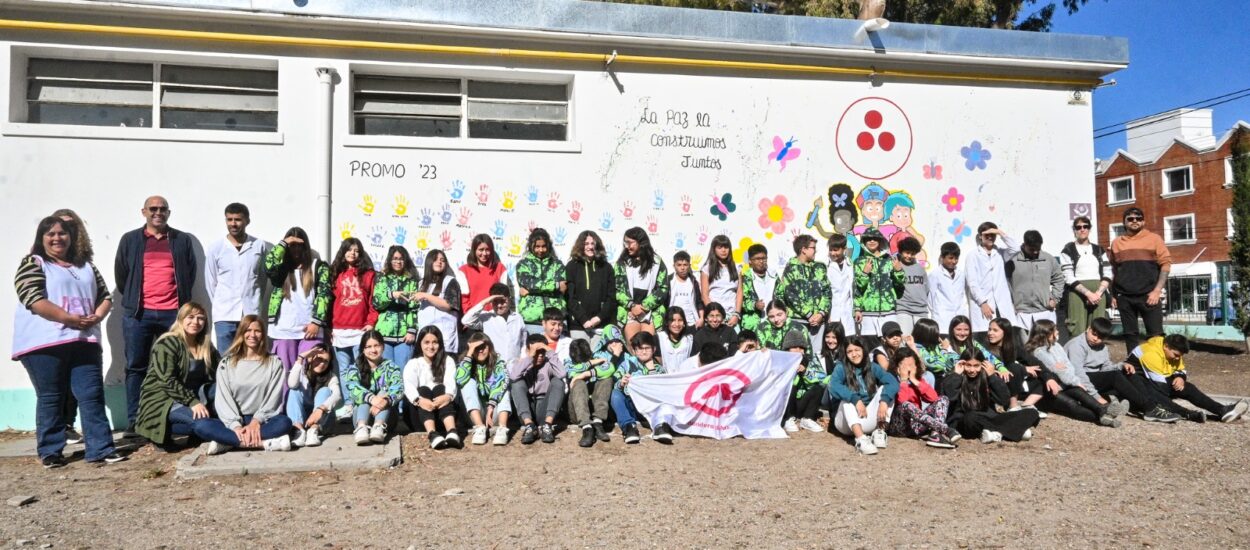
[980,430,1003,444]
[471,425,488,445]
[854,435,878,455]
[871,428,888,449]
[335,404,354,421]
[263,435,292,452]
[292,428,308,448]
[369,422,387,443]
[783,417,799,433]
[206,441,231,455]
[354,425,370,446]
[492,427,509,446]
[799,418,823,433]
[1021,428,1034,441]
[304,425,322,447]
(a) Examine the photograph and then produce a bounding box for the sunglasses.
[147,206,170,213]
[1125,216,1144,222]
[1073,224,1091,230]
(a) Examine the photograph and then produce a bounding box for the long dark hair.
[302,343,336,391]
[912,318,941,350]
[569,230,606,264]
[984,317,1017,363]
[958,346,991,412]
[465,234,500,270]
[888,346,923,378]
[353,330,386,389]
[617,227,656,273]
[51,209,93,263]
[417,325,449,379]
[705,234,739,283]
[422,249,448,295]
[663,306,689,341]
[527,228,559,263]
[948,315,974,354]
[280,227,314,299]
[461,331,498,378]
[842,336,877,396]
[1024,319,1058,354]
[822,321,847,368]
[383,245,418,279]
[30,216,81,266]
[332,237,374,283]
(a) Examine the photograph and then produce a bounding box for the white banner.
[627,350,801,440]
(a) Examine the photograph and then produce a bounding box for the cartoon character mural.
[804,183,862,260]
[804,182,929,265]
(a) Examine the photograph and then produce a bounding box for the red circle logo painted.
[835,97,913,181]
[683,368,753,418]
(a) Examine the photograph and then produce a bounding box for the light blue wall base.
[0,384,129,431]
[1111,323,1246,342]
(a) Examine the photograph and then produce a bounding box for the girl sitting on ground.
[195,317,292,454]
[136,302,220,450]
[757,299,801,351]
[691,302,738,354]
[1025,320,1128,428]
[286,343,340,447]
[456,332,511,446]
[827,336,899,456]
[659,306,694,370]
[981,317,1045,412]
[942,347,1039,444]
[611,332,672,444]
[908,318,955,386]
[404,326,460,449]
[345,330,403,446]
[887,347,957,448]
[783,330,827,434]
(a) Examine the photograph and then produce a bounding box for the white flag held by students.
[627,350,801,440]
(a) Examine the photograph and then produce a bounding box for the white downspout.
[314,67,336,259]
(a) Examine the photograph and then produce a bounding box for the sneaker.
[292,428,308,448]
[354,425,371,446]
[471,425,489,445]
[782,417,799,433]
[653,423,674,444]
[65,427,83,445]
[429,431,447,450]
[540,424,556,444]
[592,420,610,442]
[924,433,957,449]
[1022,404,1047,419]
[854,435,878,455]
[979,430,1003,444]
[520,424,538,445]
[1185,409,1207,423]
[1098,415,1122,428]
[1143,406,1181,424]
[369,423,387,444]
[205,441,231,455]
[579,425,596,448]
[41,454,67,469]
[1106,400,1131,419]
[623,424,641,444]
[304,425,323,447]
[871,428,888,449]
[949,432,963,444]
[492,427,510,446]
[1021,428,1034,441]
[335,404,354,421]
[263,435,292,452]
[444,431,462,448]
[799,418,823,433]
[1221,400,1249,423]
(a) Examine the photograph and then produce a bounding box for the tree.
[601,0,1098,31]
[1227,128,1250,350]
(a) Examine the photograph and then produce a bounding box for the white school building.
[0,0,1126,429]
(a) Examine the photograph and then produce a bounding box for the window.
[1165,275,1210,321]
[1229,156,1241,188]
[1107,177,1134,204]
[1163,214,1196,244]
[1162,166,1192,196]
[24,58,277,132]
[1108,223,1127,241]
[352,74,569,141]
[1230,208,1236,239]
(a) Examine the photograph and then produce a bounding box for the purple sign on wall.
[1069,203,1091,220]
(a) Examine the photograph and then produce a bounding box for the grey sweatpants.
[510,378,566,424]
[568,378,613,426]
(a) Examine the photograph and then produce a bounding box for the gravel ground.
[1,339,1247,549]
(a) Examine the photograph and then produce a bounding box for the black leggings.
[1130,373,1228,417]
[1087,370,1156,414]
[1005,362,1043,399]
[415,385,456,425]
[1043,386,1106,423]
[786,386,823,421]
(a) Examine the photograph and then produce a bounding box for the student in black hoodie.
[565,231,616,349]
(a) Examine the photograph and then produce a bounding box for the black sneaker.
[540,424,556,444]
[1143,406,1181,424]
[64,427,83,445]
[1220,400,1248,423]
[623,424,641,445]
[520,424,538,445]
[41,454,66,469]
[90,452,128,465]
[1185,409,1207,423]
[592,420,610,442]
[653,423,673,445]
[924,433,957,449]
[578,425,595,448]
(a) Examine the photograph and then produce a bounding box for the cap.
[781,330,808,350]
[860,227,887,245]
[881,321,903,337]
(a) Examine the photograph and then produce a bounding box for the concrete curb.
[174,435,403,479]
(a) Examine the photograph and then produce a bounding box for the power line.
[1094,86,1250,132]
[1094,90,1250,140]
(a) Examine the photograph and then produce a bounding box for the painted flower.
[733,236,757,265]
[961,140,992,171]
[757,195,795,234]
[941,187,965,212]
[948,218,972,243]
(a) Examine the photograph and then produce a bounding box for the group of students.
[14,198,1249,468]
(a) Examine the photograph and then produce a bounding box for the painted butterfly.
[710,193,737,221]
[948,218,972,243]
[768,136,802,172]
[923,161,943,180]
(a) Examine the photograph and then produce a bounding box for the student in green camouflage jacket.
[566,335,618,447]
[264,228,333,383]
[456,332,512,445]
[373,245,421,368]
[758,299,806,351]
[781,330,827,433]
[610,332,673,444]
[516,228,567,332]
[775,235,831,350]
[739,244,778,332]
[853,228,905,337]
[615,227,669,345]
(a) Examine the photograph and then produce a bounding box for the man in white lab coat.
[827,234,856,335]
[927,241,969,337]
[965,222,1018,337]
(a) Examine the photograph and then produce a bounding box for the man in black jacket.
[114,196,197,434]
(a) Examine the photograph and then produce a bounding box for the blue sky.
[1048,0,1250,159]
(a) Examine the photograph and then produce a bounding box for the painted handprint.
[414,252,426,268]
[653,189,665,209]
[547,192,561,212]
[358,195,376,215]
[696,226,709,245]
[449,180,465,201]
[476,184,490,206]
[692,254,705,270]
[646,215,658,235]
[568,201,582,222]
[418,208,433,228]
[526,186,540,205]
[599,212,614,231]
[508,235,524,257]
[674,232,686,250]
[368,226,386,247]
[394,226,408,245]
[680,194,693,215]
[553,227,568,246]
[621,201,635,219]
[392,195,409,217]
[527,220,537,234]
[493,220,507,239]
[415,230,430,250]
[339,222,355,240]
[501,191,516,211]
[458,207,473,227]
[439,205,453,225]
[440,231,454,250]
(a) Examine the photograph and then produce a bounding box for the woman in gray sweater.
[193,315,293,454]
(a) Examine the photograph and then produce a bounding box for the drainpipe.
[314,67,336,260]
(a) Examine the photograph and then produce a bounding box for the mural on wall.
[835,97,913,181]
[767,136,801,172]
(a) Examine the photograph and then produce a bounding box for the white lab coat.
[964,235,1019,332]
[827,259,855,334]
[927,265,969,335]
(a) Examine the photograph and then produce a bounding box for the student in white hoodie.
[461,282,527,364]
[927,242,969,337]
[965,223,1018,337]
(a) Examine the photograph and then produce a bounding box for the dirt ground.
[2,339,1248,549]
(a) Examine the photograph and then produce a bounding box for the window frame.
[1108,222,1127,242]
[1160,165,1194,198]
[1228,208,1235,240]
[1106,176,1135,206]
[1162,213,1197,245]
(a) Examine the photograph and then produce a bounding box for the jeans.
[214,321,239,357]
[353,400,394,427]
[193,414,294,447]
[383,342,413,368]
[123,308,178,427]
[569,329,603,351]
[786,386,825,421]
[1115,293,1163,354]
[287,386,336,430]
[334,346,357,407]
[610,388,639,428]
[167,403,200,437]
[272,338,322,401]
[458,379,512,424]
[21,342,115,461]
[510,378,566,424]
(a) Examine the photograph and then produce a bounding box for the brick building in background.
[1095,108,1248,324]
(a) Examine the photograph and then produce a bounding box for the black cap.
[881,321,903,337]
[1123,207,1144,220]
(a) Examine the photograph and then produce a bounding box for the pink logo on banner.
[683,368,752,418]
[835,97,913,181]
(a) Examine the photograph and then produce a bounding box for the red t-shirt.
[331,268,378,330]
[458,262,506,313]
[141,229,179,311]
